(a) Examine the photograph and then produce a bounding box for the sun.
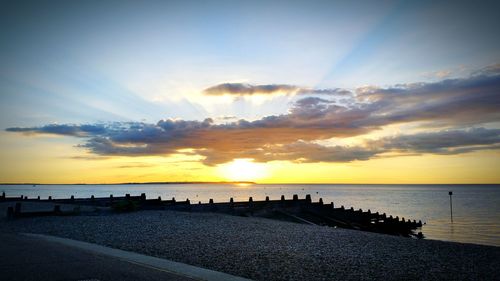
[218,158,267,182]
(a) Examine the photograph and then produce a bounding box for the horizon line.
[1,181,499,186]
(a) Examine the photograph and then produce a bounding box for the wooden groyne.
[1,192,424,238]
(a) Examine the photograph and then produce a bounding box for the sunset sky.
[1,0,499,184]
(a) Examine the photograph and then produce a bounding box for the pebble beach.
[1,203,499,281]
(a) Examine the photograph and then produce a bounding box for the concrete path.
[0,233,251,281]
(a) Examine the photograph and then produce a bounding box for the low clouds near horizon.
[7,65,500,165]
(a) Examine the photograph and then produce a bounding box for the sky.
[1,0,499,184]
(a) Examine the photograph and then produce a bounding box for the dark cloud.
[7,66,500,165]
[204,83,297,95]
[199,128,500,165]
[6,124,107,136]
[203,83,351,96]
[199,142,380,165]
[354,72,500,128]
[374,127,500,154]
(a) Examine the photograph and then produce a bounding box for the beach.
[2,183,499,246]
[2,2,500,280]
[1,202,499,281]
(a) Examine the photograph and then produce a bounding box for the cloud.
[7,65,500,165]
[374,128,500,154]
[422,70,452,79]
[354,71,500,127]
[218,115,238,121]
[199,141,380,165]
[6,123,107,136]
[472,63,500,76]
[117,163,155,169]
[66,155,110,160]
[199,128,500,165]
[203,83,351,96]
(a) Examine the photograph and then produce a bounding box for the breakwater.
[2,191,423,238]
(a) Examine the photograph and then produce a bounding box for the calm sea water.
[1,184,499,247]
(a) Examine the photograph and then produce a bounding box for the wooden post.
[48,196,52,201]
[140,193,146,201]
[265,196,269,202]
[293,194,298,201]
[14,202,21,215]
[449,191,453,223]
[7,207,14,218]
[305,194,312,203]
[172,197,176,203]
[281,195,285,201]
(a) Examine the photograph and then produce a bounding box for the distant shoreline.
[1,182,499,186]
[0,181,256,186]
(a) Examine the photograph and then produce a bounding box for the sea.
[1,184,499,247]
